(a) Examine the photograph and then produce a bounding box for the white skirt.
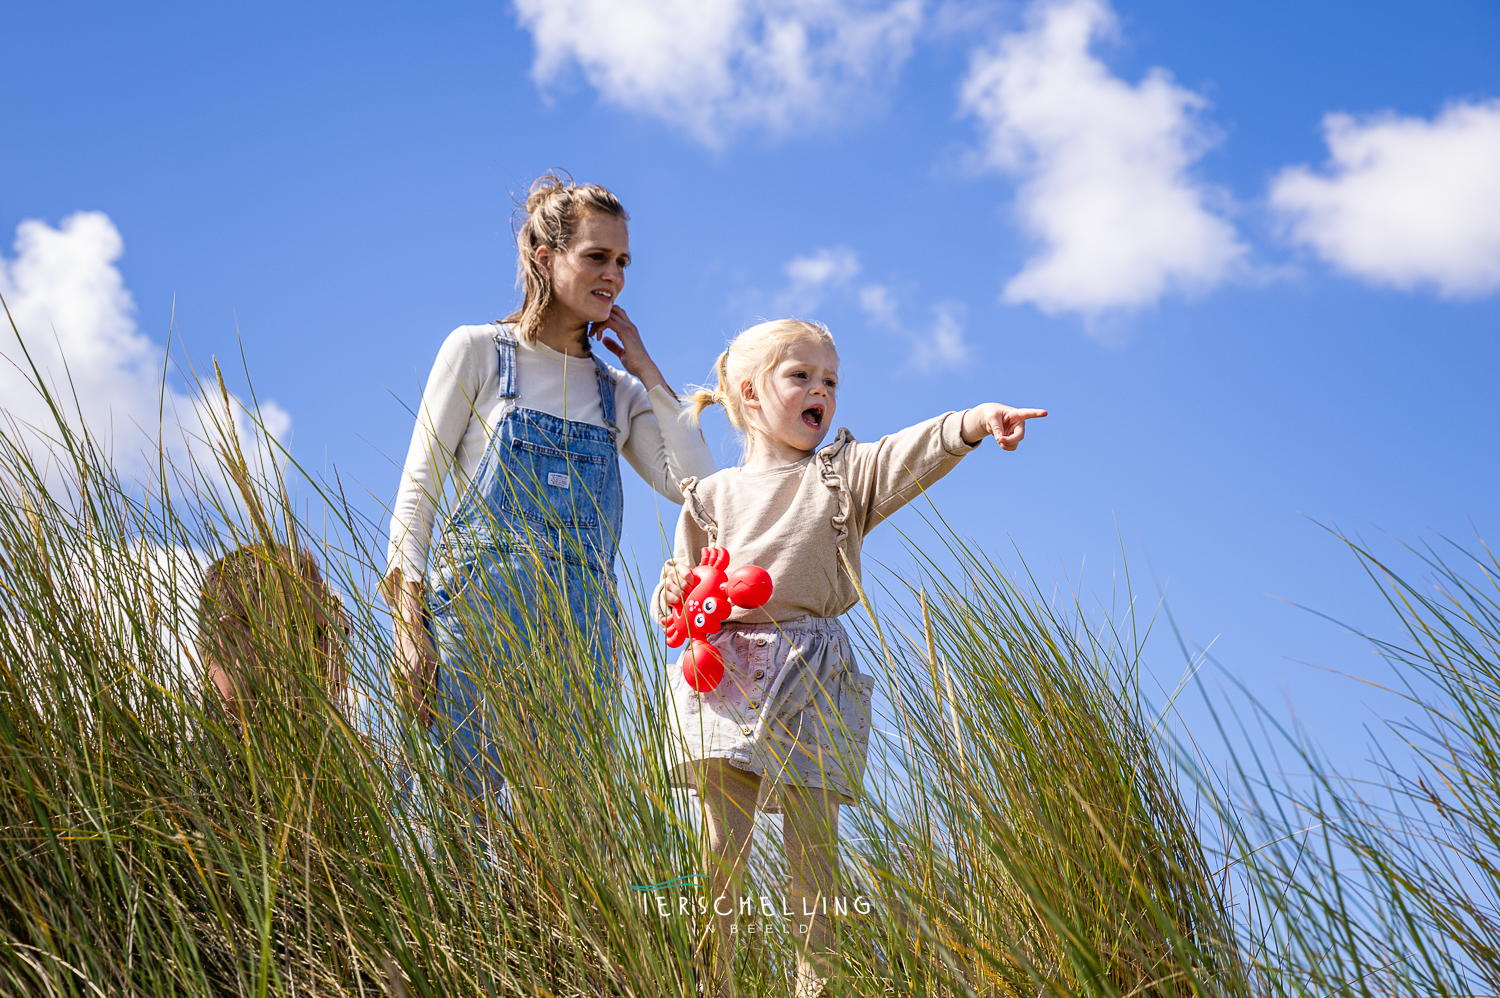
[665,615,876,813]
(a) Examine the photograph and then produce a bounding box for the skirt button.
[752,669,765,679]
[748,700,759,709]
[755,637,768,647]
[740,724,753,735]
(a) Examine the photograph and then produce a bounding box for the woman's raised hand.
[960,402,1048,451]
[594,305,668,393]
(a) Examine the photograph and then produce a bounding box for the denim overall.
[423,324,623,805]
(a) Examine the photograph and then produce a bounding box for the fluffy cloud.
[778,246,862,314]
[772,247,970,369]
[514,0,923,146]
[0,211,289,490]
[961,0,1245,317]
[1270,100,1500,298]
[762,244,972,369]
[858,283,900,328]
[914,301,969,371]
[858,284,969,370]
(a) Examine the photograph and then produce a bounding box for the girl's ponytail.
[681,319,837,461]
[685,350,734,427]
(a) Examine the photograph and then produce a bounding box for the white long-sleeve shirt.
[385,324,717,584]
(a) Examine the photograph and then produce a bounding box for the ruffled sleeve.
[836,413,981,534]
[817,428,856,547]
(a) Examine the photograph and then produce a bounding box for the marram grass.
[5,316,1498,996]
[1202,531,1500,998]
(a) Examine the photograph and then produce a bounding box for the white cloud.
[913,301,969,370]
[961,0,1245,317]
[858,283,901,328]
[762,248,970,370]
[855,281,969,370]
[0,211,290,490]
[514,0,923,146]
[778,245,862,313]
[1270,100,1500,298]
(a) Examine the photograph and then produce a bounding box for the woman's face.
[537,212,631,327]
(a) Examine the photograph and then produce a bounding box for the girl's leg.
[782,786,841,996]
[699,759,760,997]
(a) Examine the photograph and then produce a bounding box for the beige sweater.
[652,412,980,624]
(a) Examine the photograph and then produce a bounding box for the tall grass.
[830,532,1248,998]
[20,310,1500,995]
[1205,532,1500,997]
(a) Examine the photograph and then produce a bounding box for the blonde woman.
[385,173,714,807]
[652,319,1045,997]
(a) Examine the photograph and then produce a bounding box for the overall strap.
[491,323,519,400]
[590,352,619,433]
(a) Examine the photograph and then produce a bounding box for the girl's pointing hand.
[961,403,1048,451]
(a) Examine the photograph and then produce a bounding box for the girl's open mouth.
[802,406,823,429]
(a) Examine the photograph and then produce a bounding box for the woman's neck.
[533,310,593,358]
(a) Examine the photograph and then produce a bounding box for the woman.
[383,173,715,801]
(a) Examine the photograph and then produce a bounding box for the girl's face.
[537,213,631,328]
[743,339,840,467]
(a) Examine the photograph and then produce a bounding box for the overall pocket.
[499,438,610,533]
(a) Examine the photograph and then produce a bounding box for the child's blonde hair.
[685,319,838,453]
[197,542,347,712]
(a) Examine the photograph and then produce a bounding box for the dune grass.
[4,317,1498,996]
[1199,531,1500,998]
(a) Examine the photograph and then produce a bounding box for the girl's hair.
[504,171,630,344]
[686,319,837,454]
[197,541,347,708]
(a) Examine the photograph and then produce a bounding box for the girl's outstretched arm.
[851,404,1048,533]
[960,402,1048,451]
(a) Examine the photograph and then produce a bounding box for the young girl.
[653,319,1045,997]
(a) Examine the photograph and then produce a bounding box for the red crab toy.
[661,546,774,692]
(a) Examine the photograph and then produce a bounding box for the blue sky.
[3,0,1498,772]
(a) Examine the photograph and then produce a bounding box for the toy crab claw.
[681,640,724,692]
[660,546,774,692]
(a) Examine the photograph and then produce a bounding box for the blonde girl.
[652,319,1045,997]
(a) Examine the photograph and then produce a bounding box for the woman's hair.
[504,171,630,344]
[685,319,838,456]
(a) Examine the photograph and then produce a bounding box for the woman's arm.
[593,304,666,392]
[386,328,490,585]
[383,327,489,726]
[620,386,718,503]
[381,570,438,727]
[599,307,717,502]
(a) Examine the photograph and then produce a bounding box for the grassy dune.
[0,331,1496,995]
